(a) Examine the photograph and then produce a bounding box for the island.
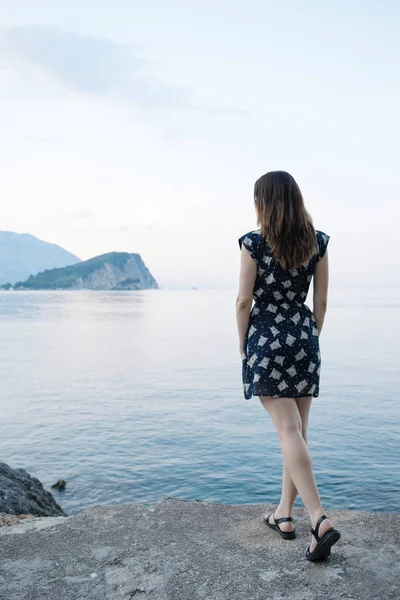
[4,252,158,291]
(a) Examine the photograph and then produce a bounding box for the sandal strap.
[266,511,295,532]
[310,514,327,542]
[275,516,294,524]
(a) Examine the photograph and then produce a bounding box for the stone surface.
[0,512,36,527]
[0,462,67,517]
[0,497,399,599]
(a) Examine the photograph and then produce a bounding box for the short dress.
[238,229,330,400]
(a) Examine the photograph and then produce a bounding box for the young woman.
[236,170,340,562]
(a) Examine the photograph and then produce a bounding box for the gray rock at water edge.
[0,462,67,517]
[1,497,399,600]
[0,512,36,527]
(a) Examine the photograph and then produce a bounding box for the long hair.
[254,170,317,270]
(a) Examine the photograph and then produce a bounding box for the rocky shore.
[1,462,399,599]
[1,495,399,599]
[0,462,67,518]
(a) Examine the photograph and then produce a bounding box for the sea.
[1,288,399,516]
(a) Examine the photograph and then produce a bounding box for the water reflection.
[1,287,399,516]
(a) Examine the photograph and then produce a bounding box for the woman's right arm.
[313,249,329,335]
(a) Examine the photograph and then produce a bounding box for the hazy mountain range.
[0,231,81,285]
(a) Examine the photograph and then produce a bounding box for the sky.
[0,1,399,288]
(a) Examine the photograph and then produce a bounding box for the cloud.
[108,224,154,233]
[67,215,154,231]
[1,26,149,95]
[70,212,93,220]
[23,136,61,144]
[0,26,247,117]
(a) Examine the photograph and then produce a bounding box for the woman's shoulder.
[315,229,330,240]
[314,229,330,259]
[238,228,264,259]
[239,228,263,242]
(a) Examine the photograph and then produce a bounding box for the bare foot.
[264,507,295,533]
[309,515,335,553]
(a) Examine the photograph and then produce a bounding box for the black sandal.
[263,510,296,540]
[306,514,341,561]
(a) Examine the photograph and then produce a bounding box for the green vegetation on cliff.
[9,252,158,291]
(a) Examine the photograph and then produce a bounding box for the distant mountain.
[9,252,158,291]
[0,231,81,285]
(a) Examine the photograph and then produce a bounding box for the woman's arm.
[313,249,329,335]
[236,245,257,356]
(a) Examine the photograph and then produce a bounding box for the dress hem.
[243,392,320,400]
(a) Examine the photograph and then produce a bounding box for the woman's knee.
[279,418,302,438]
[260,396,303,436]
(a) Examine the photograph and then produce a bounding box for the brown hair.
[254,170,317,270]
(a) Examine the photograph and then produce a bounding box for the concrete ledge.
[0,497,399,599]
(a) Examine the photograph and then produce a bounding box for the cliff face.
[68,254,158,291]
[11,252,158,291]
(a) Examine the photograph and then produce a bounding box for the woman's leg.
[260,395,335,551]
[265,396,313,532]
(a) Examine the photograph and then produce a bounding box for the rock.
[0,497,399,599]
[0,512,36,527]
[0,462,67,517]
[51,479,67,490]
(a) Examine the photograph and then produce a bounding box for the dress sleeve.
[316,230,330,260]
[238,232,259,262]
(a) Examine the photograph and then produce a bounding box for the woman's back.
[239,228,330,310]
[238,227,330,400]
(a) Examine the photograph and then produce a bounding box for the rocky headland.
[5,251,158,291]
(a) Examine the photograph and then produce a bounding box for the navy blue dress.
[238,229,330,400]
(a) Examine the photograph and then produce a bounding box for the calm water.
[1,288,399,516]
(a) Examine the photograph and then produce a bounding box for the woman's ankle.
[276,504,294,516]
[310,509,333,528]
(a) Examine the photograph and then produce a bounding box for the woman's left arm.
[236,245,257,357]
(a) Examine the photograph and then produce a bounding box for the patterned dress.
[238,228,330,400]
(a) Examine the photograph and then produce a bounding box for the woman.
[236,170,340,562]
